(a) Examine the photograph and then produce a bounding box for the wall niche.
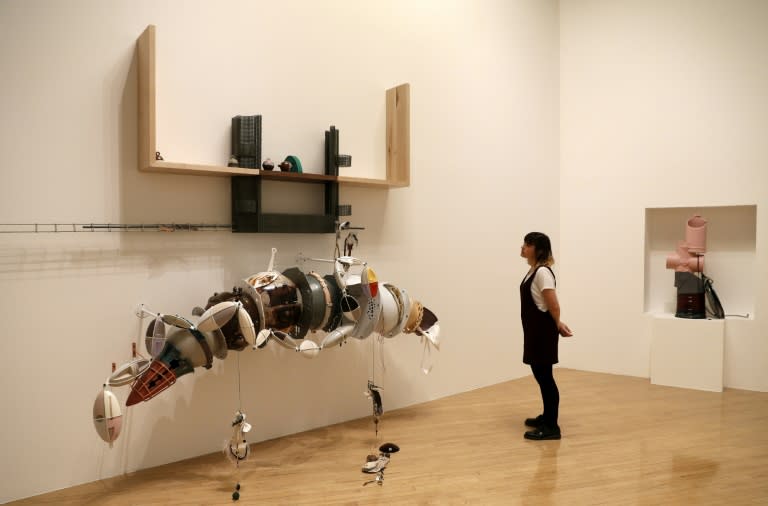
[644,205,756,318]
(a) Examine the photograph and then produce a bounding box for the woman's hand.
[558,321,573,337]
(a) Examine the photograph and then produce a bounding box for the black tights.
[531,364,559,427]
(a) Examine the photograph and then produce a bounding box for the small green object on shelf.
[284,155,303,173]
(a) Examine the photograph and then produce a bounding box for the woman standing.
[520,232,572,440]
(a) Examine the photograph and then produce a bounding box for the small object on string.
[365,380,383,435]
[335,221,365,259]
[336,154,352,167]
[344,233,358,256]
[362,442,399,486]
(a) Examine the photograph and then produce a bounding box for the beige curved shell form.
[211,329,229,360]
[93,389,122,443]
[321,324,353,348]
[255,328,271,348]
[378,283,412,337]
[161,313,194,329]
[197,301,239,332]
[404,300,424,334]
[391,286,411,337]
[145,316,167,358]
[237,305,256,345]
[241,280,266,331]
[376,284,398,335]
[298,339,320,358]
[108,357,151,387]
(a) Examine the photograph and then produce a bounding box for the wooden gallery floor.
[13,369,768,505]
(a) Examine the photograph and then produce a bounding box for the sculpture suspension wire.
[371,337,381,450]
[234,353,243,494]
[236,353,242,412]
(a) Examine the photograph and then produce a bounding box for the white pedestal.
[650,314,725,392]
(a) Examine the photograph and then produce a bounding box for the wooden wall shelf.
[136,25,409,188]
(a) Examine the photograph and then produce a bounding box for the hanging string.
[371,335,375,391]
[371,337,377,454]
[233,352,243,500]
[371,336,381,452]
[378,336,387,374]
[236,352,242,411]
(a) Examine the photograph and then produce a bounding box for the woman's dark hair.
[524,232,554,266]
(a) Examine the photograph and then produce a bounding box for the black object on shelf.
[325,125,339,176]
[336,154,352,167]
[231,115,262,169]
[674,272,706,319]
[231,131,339,234]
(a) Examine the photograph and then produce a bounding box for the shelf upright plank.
[386,83,410,187]
[136,25,156,173]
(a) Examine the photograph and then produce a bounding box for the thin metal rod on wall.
[0,223,232,233]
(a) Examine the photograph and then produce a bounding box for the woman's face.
[520,242,536,262]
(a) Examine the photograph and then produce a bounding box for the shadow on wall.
[117,335,374,473]
[121,363,233,472]
[0,236,228,279]
[117,44,231,237]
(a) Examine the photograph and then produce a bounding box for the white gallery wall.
[3,0,765,502]
[559,0,767,389]
[0,0,560,502]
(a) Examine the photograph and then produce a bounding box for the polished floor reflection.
[12,369,768,505]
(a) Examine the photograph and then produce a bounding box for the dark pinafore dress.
[520,265,559,365]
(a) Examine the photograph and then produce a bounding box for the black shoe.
[524,415,545,428]
[524,424,561,440]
